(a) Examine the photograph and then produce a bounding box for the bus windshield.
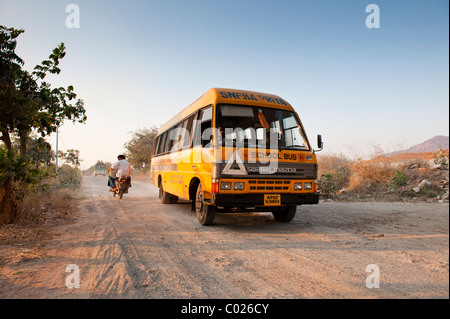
[216,104,309,150]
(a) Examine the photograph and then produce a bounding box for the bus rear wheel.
[272,205,297,222]
[195,184,216,226]
[159,183,177,204]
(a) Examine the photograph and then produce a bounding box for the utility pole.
[55,126,59,175]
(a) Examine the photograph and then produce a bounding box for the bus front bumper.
[211,192,320,207]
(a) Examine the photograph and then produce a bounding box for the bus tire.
[195,183,216,226]
[272,205,297,222]
[159,183,171,204]
[169,195,178,204]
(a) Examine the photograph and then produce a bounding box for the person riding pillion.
[108,155,131,191]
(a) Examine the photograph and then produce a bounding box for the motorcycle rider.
[108,154,131,192]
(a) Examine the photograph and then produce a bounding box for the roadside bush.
[318,171,339,197]
[402,190,416,198]
[318,166,351,197]
[1,147,49,224]
[57,165,82,189]
[317,153,352,197]
[318,153,351,174]
[14,186,77,227]
[387,171,408,193]
[347,161,395,193]
[1,146,81,225]
[7,164,81,227]
[0,146,28,184]
[419,188,439,199]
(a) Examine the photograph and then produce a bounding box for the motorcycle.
[113,176,130,199]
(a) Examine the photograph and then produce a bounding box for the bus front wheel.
[272,205,297,222]
[195,184,216,226]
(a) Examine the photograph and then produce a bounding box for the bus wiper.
[284,145,307,150]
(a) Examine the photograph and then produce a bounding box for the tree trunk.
[0,126,12,150]
[0,175,16,225]
[18,128,29,159]
[0,125,16,224]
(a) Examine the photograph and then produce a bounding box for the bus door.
[191,106,214,194]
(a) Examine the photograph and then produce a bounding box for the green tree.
[12,134,54,169]
[0,26,87,158]
[0,25,86,224]
[57,149,81,167]
[27,136,54,169]
[0,26,24,150]
[124,126,159,171]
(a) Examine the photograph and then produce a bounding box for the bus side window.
[162,131,172,154]
[157,132,167,154]
[153,135,161,155]
[182,115,194,148]
[170,122,184,151]
[192,111,202,147]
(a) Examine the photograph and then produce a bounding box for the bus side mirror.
[316,134,323,152]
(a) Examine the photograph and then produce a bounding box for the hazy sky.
[1,0,448,169]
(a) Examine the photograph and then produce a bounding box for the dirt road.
[0,176,448,299]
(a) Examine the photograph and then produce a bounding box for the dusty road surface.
[0,176,448,299]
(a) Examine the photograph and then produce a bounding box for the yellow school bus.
[150,88,322,225]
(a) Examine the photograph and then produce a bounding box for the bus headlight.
[220,182,231,190]
[304,182,312,190]
[234,182,245,190]
[294,183,303,190]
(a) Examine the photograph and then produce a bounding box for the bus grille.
[248,179,291,191]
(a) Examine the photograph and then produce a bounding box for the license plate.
[264,194,281,206]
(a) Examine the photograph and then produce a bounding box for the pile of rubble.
[410,162,449,203]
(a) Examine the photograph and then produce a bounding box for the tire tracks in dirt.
[1,176,447,299]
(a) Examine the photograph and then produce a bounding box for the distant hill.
[387,135,449,156]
